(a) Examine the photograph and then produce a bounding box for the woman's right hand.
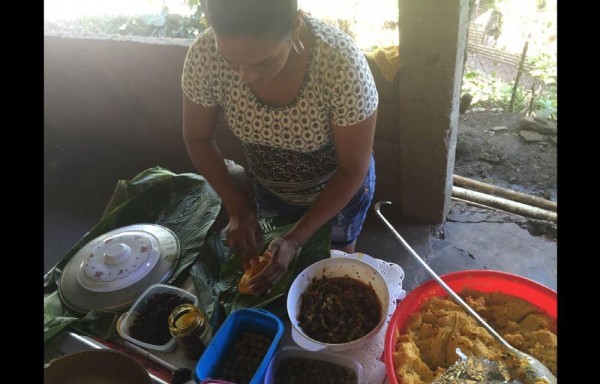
[225,206,263,266]
[245,235,302,296]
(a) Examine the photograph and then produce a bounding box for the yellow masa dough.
[393,288,557,384]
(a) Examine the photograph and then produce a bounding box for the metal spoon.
[374,201,556,383]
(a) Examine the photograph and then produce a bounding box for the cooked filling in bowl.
[298,276,382,344]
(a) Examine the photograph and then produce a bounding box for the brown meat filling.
[298,276,382,344]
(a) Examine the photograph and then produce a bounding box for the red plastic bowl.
[384,270,557,384]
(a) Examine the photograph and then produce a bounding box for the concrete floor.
[44,192,557,292]
[356,200,556,292]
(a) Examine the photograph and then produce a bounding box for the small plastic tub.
[119,283,198,352]
[264,346,363,384]
[195,308,284,384]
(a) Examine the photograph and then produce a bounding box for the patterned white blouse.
[182,15,378,206]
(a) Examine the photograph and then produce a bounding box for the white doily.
[330,251,406,384]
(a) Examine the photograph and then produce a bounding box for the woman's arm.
[247,110,377,294]
[183,94,262,259]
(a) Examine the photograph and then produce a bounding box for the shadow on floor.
[356,200,556,292]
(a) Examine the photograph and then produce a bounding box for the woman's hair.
[202,0,298,40]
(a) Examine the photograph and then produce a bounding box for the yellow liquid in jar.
[174,310,198,330]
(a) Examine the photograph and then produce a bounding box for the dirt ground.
[454,110,557,202]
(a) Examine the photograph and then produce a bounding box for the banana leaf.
[45,167,222,287]
[189,216,331,328]
[44,166,222,342]
[44,292,78,342]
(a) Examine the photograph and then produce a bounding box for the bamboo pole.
[453,175,556,212]
[451,196,504,212]
[452,186,557,222]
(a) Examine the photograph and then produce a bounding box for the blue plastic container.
[195,308,284,384]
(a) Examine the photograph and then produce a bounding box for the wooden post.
[509,37,529,112]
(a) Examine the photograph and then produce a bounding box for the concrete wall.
[366,58,402,208]
[44,34,247,219]
[45,34,190,161]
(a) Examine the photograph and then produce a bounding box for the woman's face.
[215,34,293,85]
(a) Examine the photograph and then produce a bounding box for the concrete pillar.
[397,0,469,223]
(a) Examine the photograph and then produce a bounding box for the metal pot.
[44,349,153,384]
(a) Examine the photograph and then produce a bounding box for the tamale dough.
[238,251,272,295]
[393,288,556,384]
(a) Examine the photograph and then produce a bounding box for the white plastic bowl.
[287,256,389,352]
[118,283,198,352]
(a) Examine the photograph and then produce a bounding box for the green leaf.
[44,292,78,342]
[189,216,331,325]
[69,310,120,341]
[464,71,480,79]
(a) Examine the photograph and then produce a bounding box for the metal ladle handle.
[374,201,557,383]
[374,201,514,351]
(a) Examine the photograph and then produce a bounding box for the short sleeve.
[327,38,379,127]
[181,31,217,107]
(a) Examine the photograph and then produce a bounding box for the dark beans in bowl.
[129,292,192,345]
[214,331,272,384]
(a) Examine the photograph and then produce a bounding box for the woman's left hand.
[246,236,301,296]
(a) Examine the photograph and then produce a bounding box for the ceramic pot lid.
[58,224,180,313]
[77,230,161,292]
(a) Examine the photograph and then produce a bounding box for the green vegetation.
[461,52,556,120]
[45,5,205,39]
[44,0,555,120]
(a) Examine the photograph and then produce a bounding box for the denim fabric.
[254,154,376,245]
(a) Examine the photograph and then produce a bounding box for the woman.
[182,0,378,295]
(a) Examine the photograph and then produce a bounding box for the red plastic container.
[384,270,557,384]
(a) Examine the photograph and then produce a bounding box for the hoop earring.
[292,36,305,55]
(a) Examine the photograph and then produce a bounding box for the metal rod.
[373,201,513,350]
[375,201,556,382]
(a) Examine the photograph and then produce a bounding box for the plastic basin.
[383,270,557,384]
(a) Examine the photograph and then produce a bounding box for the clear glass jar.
[168,304,212,360]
